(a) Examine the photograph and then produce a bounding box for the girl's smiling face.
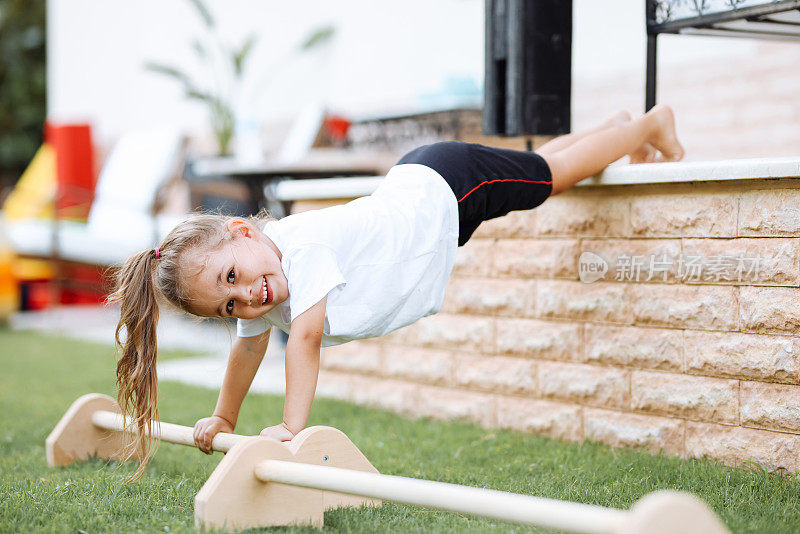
[184,220,288,319]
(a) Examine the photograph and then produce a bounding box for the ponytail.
[108,248,161,482]
[107,210,276,481]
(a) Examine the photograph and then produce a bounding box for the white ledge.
[578,157,800,187]
[274,176,384,201]
[271,157,800,202]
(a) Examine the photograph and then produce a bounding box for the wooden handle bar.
[91,410,249,454]
[254,459,626,534]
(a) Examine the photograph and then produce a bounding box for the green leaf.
[144,61,211,102]
[184,89,214,104]
[186,0,214,28]
[232,34,257,76]
[142,62,192,85]
[299,24,336,52]
[191,39,207,59]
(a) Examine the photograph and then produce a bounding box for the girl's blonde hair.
[107,211,272,481]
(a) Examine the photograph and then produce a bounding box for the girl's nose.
[237,285,253,306]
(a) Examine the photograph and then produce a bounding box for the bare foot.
[646,104,684,162]
[605,110,658,163]
[629,143,658,164]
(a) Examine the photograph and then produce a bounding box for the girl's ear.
[226,219,255,239]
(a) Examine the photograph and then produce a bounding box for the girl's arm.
[193,331,270,453]
[263,296,326,439]
[213,331,272,425]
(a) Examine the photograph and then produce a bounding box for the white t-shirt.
[236,163,459,346]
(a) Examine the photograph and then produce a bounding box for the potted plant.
[144,0,335,157]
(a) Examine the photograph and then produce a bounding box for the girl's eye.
[226,300,234,315]
[227,269,235,283]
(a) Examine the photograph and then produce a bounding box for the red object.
[22,280,54,311]
[324,115,351,143]
[31,121,106,309]
[47,122,97,221]
[59,264,109,305]
[60,287,106,305]
[20,265,108,309]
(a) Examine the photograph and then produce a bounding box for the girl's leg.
[537,110,659,165]
[536,111,630,156]
[543,104,683,195]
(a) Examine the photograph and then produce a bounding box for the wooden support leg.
[195,427,381,531]
[288,426,381,511]
[45,393,134,467]
[195,438,324,531]
[620,490,730,534]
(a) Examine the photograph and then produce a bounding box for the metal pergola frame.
[645,0,800,110]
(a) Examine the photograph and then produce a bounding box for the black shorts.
[397,141,553,246]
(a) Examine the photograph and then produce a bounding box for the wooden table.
[184,148,398,216]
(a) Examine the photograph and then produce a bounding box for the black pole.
[483,0,571,136]
[645,0,657,112]
[645,34,657,111]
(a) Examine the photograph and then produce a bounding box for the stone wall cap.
[274,157,800,200]
[578,157,800,187]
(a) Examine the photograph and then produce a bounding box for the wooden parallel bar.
[90,410,247,454]
[254,459,626,533]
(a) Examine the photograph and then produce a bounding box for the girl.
[111,104,683,479]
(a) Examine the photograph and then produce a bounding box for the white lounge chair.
[4,126,187,266]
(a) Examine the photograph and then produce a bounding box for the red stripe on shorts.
[457,178,553,203]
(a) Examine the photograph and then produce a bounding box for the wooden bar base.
[47,394,729,533]
[46,393,135,466]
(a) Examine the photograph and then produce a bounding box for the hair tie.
[153,247,160,259]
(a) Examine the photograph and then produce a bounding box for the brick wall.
[316,176,800,474]
[345,43,800,164]
[573,41,800,161]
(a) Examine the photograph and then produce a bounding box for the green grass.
[1,328,798,533]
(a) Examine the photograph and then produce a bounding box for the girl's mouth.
[262,276,272,305]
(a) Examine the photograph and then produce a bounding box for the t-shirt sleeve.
[285,244,346,323]
[236,316,272,338]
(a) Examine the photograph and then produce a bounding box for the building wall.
[573,40,800,161]
[317,175,800,474]
[50,0,800,163]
